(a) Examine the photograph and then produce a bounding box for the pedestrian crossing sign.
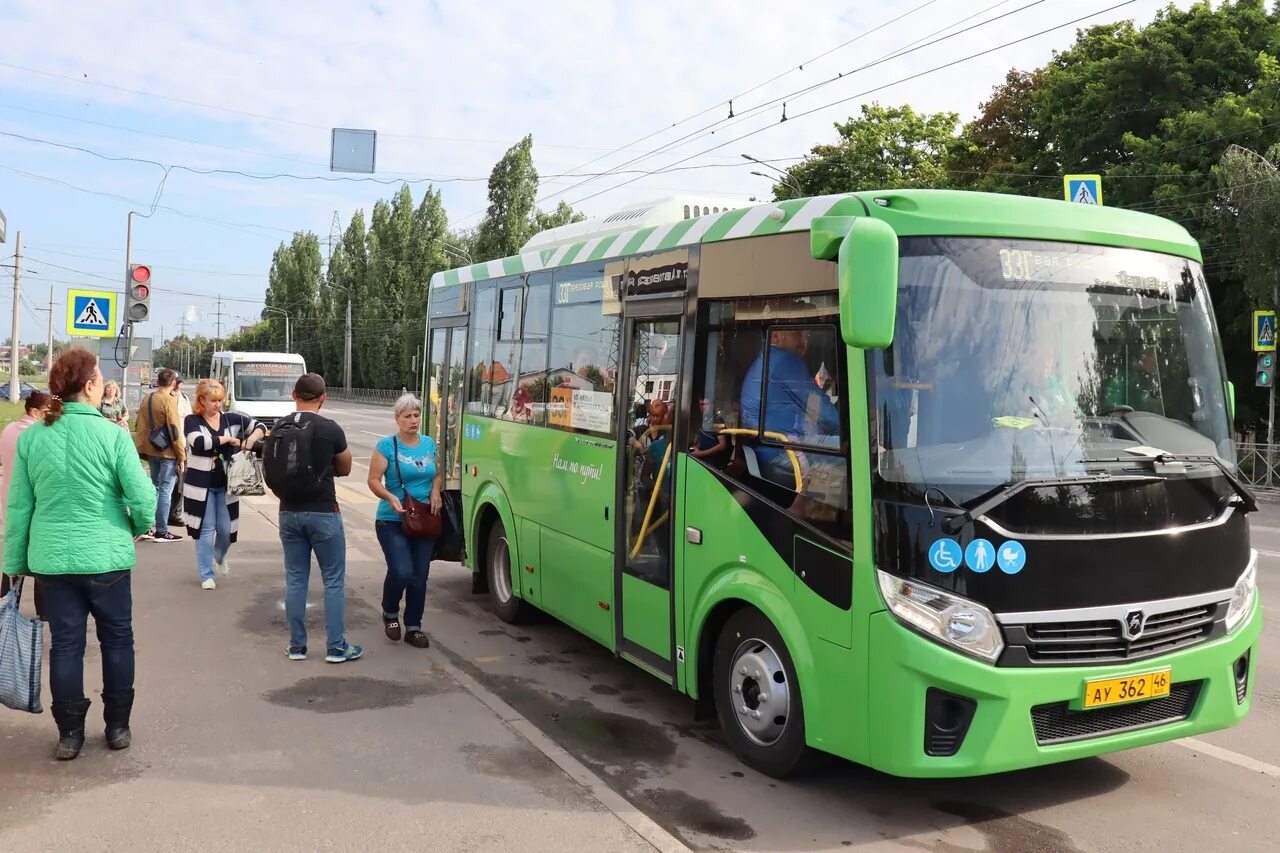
[1064,174,1103,206]
[1254,310,1276,352]
[66,289,117,338]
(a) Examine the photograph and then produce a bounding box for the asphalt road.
[321,401,1280,852]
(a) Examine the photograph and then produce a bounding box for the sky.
[0,0,1193,346]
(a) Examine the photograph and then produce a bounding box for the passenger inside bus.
[1102,349,1164,415]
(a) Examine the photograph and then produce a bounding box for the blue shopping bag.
[0,578,44,714]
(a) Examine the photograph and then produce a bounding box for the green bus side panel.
[621,573,671,661]
[542,528,615,649]
[519,517,543,608]
[792,537,853,649]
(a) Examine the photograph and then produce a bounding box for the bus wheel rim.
[729,637,790,746]
[492,536,513,604]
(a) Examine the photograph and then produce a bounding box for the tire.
[712,607,816,778]
[485,518,526,624]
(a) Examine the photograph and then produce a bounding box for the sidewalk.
[0,505,661,852]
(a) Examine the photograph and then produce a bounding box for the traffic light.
[1257,352,1275,388]
[126,263,151,323]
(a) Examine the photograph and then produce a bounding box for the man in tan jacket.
[133,368,187,541]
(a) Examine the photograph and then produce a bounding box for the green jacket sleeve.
[116,426,158,536]
[3,433,35,576]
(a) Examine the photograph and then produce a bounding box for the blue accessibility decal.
[928,538,963,573]
[996,540,1027,575]
[965,538,995,573]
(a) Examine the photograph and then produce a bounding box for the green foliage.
[475,134,540,262]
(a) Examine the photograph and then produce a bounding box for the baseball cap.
[294,373,327,401]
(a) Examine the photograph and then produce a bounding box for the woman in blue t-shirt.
[366,393,443,648]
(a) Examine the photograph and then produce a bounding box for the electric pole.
[214,295,223,349]
[344,297,352,393]
[9,231,21,402]
[46,285,53,374]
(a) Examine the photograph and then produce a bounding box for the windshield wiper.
[940,472,1163,534]
[1110,451,1258,513]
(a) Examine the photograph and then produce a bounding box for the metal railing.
[1234,442,1280,490]
[323,387,405,406]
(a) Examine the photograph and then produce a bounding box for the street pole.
[46,285,53,374]
[344,297,352,393]
[1269,274,1278,486]
[285,313,291,353]
[9,231,22,402]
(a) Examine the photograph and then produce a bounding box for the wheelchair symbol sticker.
[928,539,963,573]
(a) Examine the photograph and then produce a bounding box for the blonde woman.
[99,380,128,427]
[182,379,265,590]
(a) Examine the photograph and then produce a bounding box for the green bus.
[423,190,1260,778]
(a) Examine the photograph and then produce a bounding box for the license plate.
[1083,668,1172,709]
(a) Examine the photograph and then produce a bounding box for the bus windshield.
[233,361,304,402]
[870,237,1233,490]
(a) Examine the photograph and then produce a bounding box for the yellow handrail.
[716,428,803,492]
[630,442,673,560]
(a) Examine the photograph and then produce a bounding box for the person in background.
[1,389,52,617]
[182,379,265,591]
[3,350,156,760]
[689,397,730,468]
[169,376,193,529]
[366,393,442,649]
[268,373,361,664]
[132,368,186,542]
[99,381,128,427]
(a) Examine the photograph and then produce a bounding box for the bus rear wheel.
[712,608,815,778]
[485,518,525,624]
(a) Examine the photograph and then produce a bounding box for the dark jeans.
[279,511,347,654]
[149,457,178,534]
[375,520,435,631]
[38,571,134,704]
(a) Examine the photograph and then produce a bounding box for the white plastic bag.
[227,451,265,496]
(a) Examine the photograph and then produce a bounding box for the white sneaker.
[201,579,216,590]
[216,558,230,577]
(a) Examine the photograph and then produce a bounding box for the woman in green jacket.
[2,349,157,760]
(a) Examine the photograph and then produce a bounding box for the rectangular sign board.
[66,289,118,338]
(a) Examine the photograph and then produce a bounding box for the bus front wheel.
[712,608,815,778]
[485,518,525,624]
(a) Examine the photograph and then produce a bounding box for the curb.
[431,650,692,853]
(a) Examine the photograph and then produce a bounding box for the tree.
[533,201,586,234]
[475,135,540,262]
[775,103,960,199]
[264,231,322,362]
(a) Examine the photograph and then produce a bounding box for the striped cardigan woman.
[182,379,265,590]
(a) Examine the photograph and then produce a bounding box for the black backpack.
[262,412,325,502]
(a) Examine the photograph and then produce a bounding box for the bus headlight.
[876,570,1003,663]
[1225,553,1258,634]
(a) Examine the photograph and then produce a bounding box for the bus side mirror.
[812,215,898,349]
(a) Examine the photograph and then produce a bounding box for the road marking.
[1255,548,1280,559]
[432,650,691,853]
[1172,737,1280,778]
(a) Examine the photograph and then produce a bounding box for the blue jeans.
[38,571,134,704]
[197,489,231,581]
[149,457,178,533]
[376,521,435,631]
[278,511,347,654]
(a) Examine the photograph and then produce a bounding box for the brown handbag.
[393,437,441,538]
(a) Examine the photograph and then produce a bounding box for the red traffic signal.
[127,263,152,323]
[131,264,151,284]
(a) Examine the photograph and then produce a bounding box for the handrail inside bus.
[717,428,803,493]
[630,442,673,560]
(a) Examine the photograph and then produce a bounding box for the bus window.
[512,273,551,426]
[697,295,851,542]
[468,283,496,415]
[447,326,466,484]
[547,263,620,437]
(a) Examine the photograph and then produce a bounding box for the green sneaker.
[325,643,363,664]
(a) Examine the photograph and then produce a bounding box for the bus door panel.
[615,310,683,679]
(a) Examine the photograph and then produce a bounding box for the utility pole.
[214,295,223,349]
[46,285,53,374]
[344,297,352,393]
[9,231,21,402]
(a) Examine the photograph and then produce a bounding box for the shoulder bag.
[147,393,172,453]
[393,436,441,539]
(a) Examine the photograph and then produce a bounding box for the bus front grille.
[1031,682,1201,745]
[1000,602,1223,666]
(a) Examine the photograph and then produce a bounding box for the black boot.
[103,689,135,750]
[51,698,92,761]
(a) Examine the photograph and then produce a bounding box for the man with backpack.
[133,368,186,542]
[261,373,362,663]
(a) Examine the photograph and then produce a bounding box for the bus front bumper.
[862,597,1261,778]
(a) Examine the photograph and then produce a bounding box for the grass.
[0,401,26,432]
